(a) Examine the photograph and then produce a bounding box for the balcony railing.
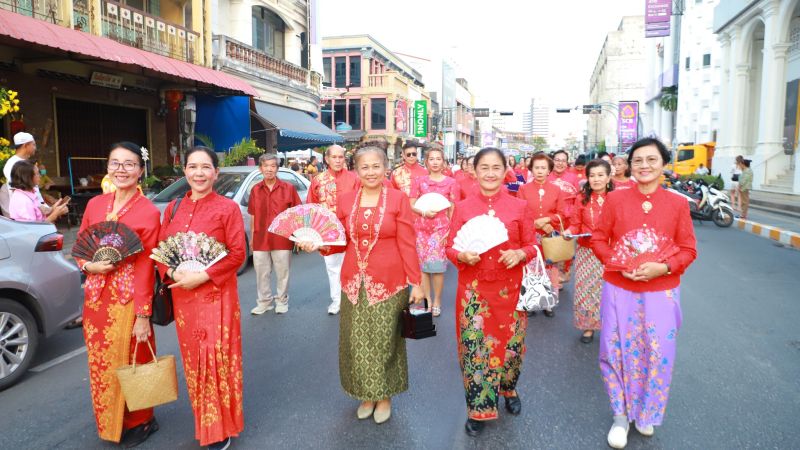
[213,35,309,86]
[99,0,201,64]
[367,71,409,92]
[0,0,63,25]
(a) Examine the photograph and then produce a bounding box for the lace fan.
[414,193,451,213]
[268,203,346,246]
[452,214,509,254]
[150,232,228,272]
[605,228,680,272]
[71,221,143,264]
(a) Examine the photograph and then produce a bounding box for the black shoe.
[121,418,159,448]
[580,333,594,344]
[504,395,522,415]
[207,437,232,450]
[464,419,484,437]
[543,309,555,318]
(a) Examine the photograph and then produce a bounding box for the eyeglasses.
[554,158,568,163]
[405,152,417,157]
[108,161,140,171]
[631,156,662,168]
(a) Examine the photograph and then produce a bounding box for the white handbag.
[516,247,558,312]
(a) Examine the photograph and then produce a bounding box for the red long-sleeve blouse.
[446,190,538,280]
[567,192,607,247]
[324,188,422,305]
[590,186,697,292]
[518,180,569,231]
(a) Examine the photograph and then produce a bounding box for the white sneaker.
[250,303,274,315]
[275,303,288,314]
[327,302,340,315]
[607,418,629,449]
[635,423,654,437]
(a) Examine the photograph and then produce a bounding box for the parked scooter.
[667,177,734,227]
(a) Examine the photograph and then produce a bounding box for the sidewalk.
[735,190,800,250]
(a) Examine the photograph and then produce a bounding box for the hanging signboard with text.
[414,100,428,138]
[618,101,639,149]
[645,0,671,38]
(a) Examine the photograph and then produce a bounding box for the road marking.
[29,346,87,373]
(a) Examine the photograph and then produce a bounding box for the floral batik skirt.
[415,223,449,273]
[339,286,409,401]
[599,282,683,427]
[573,245,603,331]
[456,278,527,421]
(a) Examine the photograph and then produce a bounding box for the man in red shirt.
[308,145,360,314]
[391,140,428,196]
[249,153,302,315]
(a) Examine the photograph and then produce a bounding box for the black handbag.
[150,198,182,326]
[732,174,739,182]
[401,299,437,340]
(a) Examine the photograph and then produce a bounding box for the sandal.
[432,306,441,317]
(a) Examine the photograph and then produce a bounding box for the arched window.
[252,6,285,59]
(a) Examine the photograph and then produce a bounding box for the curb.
[735,218,800,250]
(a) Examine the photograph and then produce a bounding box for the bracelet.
[664,262,672,275]
[135,314,150,319]
[81,262,91,273]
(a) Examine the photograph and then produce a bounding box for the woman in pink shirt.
[9,160,67,222]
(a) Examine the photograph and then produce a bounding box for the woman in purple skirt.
[591,138,697,449]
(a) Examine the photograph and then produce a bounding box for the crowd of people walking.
[0,130,699,449]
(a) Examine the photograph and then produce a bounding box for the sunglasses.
[405,152,417,157]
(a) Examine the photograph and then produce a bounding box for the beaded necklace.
[349,186,388,272]
[105,190,142,221]
[588,192,606,229]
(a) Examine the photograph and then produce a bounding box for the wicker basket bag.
[115,341,178,411]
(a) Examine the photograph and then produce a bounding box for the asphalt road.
[2,224,799,450]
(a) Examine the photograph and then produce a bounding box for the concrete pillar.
[756,1,788,180]
[717,33,731,151]
[229,0,252,45]
[90,0,102,36]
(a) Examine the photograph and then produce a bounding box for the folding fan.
[452,214,509,254]
[414,193,451,213]
[268,204,346,246]
[71,221,143,264]
[150,232,228,272]
[605,228,680,272]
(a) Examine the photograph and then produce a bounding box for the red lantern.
[164,90,184,111]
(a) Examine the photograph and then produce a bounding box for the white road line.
[29,346,87,373]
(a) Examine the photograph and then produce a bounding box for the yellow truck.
[668,142,716,176]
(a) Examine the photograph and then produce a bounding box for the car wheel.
[237,238,250,276]
[0,298,39,390]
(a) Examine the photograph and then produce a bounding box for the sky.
[317,0,644,116]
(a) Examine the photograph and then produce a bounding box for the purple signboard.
[618,101,639,149]
[645,0,671,38]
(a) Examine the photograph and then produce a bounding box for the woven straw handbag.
[115,341,178,411]
[541,214,576,263]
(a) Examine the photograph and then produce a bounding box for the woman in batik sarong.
[77,142,161,447]
[157,146,246,450]
[565,159,613,344]
[591,138,697,449]
[410,145,459,316]
[445,147,537,437]
[301,143,424,425]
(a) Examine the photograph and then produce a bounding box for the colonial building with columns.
[714,0,800,194]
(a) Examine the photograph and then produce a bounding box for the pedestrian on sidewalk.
[738,158,753,220]
[518,152,571,317]
[8,160,68,223]
[299,143,425,425]
[409,145,459,317]
[591,138,697,449]
[446,147,538,437]
[730,155,743,212]
[156,147,246,450]
[0,132,46,217]
[248,153,302,315]
[75,142,161,447]
[307,144,360,315]
[565,159,613,344]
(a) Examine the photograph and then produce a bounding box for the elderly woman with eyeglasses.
[591,138,697,449]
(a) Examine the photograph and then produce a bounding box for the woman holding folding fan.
[445,147,538,437]
[74,141,161,447]
[299,142,424,425]
[591,138,697,449]
[155,146,246,450]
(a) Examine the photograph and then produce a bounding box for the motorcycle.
[668,178,734,227]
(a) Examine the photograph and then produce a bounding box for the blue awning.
[253,100,343,151]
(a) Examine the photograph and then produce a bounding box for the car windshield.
[677,149,695,162]
[151,172,251,202]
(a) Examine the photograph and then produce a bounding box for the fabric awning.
[0,9,257,96]
[253,100,343,150]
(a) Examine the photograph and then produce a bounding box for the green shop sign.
[413,100,427,138]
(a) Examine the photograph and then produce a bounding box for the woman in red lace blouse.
[301,144,424,425]
[446,147,538,437]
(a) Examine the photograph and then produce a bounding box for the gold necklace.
[349,187,387,272]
